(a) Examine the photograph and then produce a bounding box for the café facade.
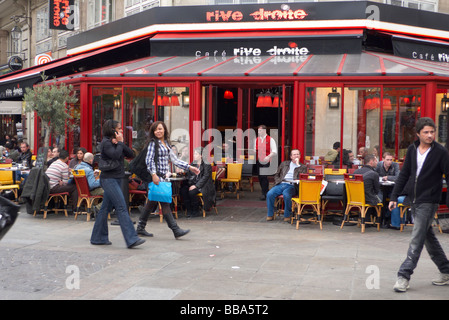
[3,1,449,165]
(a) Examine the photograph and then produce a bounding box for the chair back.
[0,164,14,185]
[307,164,323,174]
[72,169,92,197]
[241,162,254,177]
[298,173,323,204]
[226,163,243,179]
[344,173,366,206]
[211,171,217,181]
[324,168,347,175]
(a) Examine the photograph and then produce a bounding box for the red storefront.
[4,1,449,166]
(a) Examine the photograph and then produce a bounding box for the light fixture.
[224,90,234,99]
[383,96,392,110]
[10,25,22,41]
[170,94,180,107]
[328,88,340,109]
[441,94,449,113]
[152,95,162,106]
[162,95,171,106]
[113,97,121,109]
[256,92,265,108]
[263,92,272,107]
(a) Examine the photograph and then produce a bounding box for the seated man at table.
[45,149,78,210]
[354,154,381,206]
[266,149,307,222]
[376,152,400,182]
[376,152,401,229]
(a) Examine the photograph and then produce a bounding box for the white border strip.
[67,19,449,56]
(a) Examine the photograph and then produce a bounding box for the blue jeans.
[398,203,449,280]
[267,183,296,218]
[90,177,140,247]
[390,196,405,228]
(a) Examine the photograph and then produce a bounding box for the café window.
[436,87,449,146]
[123,87,155,154]
[155,86,190,161]
[304,86,342,162]
[92,87,122,153]
[87,0,113,29]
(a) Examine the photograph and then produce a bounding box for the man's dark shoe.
[137,228,154,237]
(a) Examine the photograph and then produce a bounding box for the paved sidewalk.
[1,191,448,301]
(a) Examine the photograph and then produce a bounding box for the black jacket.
[186,161,216,210]
[391,140,449,204]
[99,137,134,179]
[354,165,381,206]
[21,167,50,212]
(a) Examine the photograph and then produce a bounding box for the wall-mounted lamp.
[328,88,340,109]
[441,94,449,113]
[113,96,121,109]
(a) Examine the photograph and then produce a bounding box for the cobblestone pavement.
[1,191,449,301]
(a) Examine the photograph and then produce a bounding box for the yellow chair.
[398,203,412,232]
[340,173,382,233]
[291,173,324,230]
[0,164,20,202]
[220,163,243,199]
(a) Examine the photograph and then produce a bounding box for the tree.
[23,73,78,148]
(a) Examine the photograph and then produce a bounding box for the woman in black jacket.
[180,147,216,217]
[90,120,145,249]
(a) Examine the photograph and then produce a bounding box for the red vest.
[256,135,271,162]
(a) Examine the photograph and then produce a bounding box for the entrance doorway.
[203,85,293,165]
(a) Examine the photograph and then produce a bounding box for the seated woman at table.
[180,147,216,218]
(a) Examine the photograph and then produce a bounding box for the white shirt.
[284,161,299,181]
[416,146,431,177]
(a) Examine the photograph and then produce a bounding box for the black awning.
[80,51,449,78]
[0,73,42,100]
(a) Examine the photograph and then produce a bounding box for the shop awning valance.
[78,51,449,78]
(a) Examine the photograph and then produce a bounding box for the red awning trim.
[293,55,313,76]
[120,56,176,76]
[151,29,364,40]
[244,56,274,76]
[336,54,347,76]
[197,56,236,76]
[367,51,434,76]
[157,56,208,76]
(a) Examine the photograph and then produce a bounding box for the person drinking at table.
[180,147,216,218]
[266,149,306,222]
[136,121,200,238]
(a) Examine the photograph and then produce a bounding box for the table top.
[0,166,30,171]
[166,177,186,181]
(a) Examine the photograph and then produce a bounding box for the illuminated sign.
[206,8,308,22]
[49,0,75,30]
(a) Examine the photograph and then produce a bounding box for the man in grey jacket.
[354,154,381,206]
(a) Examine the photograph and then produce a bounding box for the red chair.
[72,169,103,221]
[34,192,70,219]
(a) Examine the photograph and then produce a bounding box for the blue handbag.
[148,182,172,203]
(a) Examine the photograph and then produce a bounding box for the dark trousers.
[50,183,78,209]
[257,162,270,196]
[398,203,449,280]
[179,184,200,211]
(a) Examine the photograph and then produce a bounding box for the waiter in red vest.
[254,125,277,200]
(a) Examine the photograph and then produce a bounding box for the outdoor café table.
[0,166,30,185]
